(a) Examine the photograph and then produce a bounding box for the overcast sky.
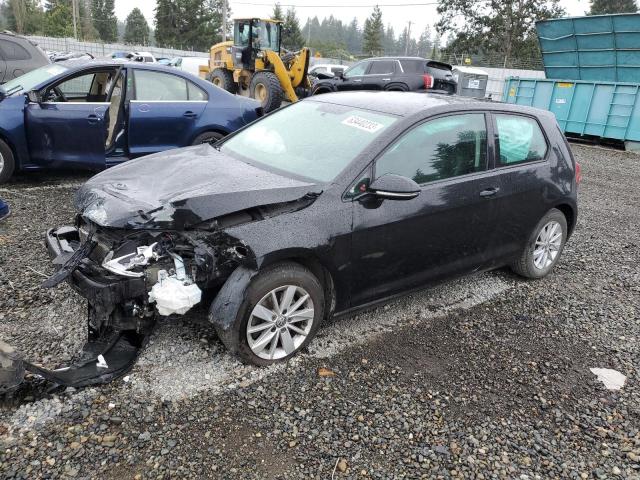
[115,0,591,43]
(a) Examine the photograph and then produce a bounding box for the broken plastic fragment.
[102,242,159,278]
[96,355,109,369]
[590,368,626,390]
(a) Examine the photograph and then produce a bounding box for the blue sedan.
[0,60,262,182]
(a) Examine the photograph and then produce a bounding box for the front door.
[128,69,208,156]
[337,61,370,91]
[25,69,119,169]
[350,112,502,306]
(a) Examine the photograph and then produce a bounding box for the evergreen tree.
[282,7,303,50]
[383,23,396,55]
[91,0,117,42]
[124,7,149,45]
[417,26,432,58]
[589,0,637,14]
[44,0,74,37]
[155,0,228,50]
[1,0,45,34]
[345,18,361,53]
[362,5,384,55]
[272,2,283,21]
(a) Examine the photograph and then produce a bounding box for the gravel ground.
[0,144,639,479]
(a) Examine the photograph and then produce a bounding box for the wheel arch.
[554,203,576,237]
[0,130,21,170]
[189,127,229,145]
[384,82,409,91]
[259,250,337,319]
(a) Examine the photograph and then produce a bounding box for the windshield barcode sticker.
[342,115,384,133]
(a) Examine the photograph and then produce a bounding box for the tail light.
[575,162,582,185]
[423,74,434,89]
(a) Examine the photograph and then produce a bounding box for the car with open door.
[0,60,262,183]
[0,91,580,392]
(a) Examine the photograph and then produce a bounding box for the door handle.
[479,187,500,197]
[353,79,362,82]
[183,111,198,118]
[87,114,100,124]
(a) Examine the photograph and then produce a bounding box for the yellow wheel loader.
[208,18,311,112]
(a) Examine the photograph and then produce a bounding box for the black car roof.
[307,91,553,118]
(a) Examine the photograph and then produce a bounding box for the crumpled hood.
[76,144,321,229]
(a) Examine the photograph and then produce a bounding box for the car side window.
[368,61,395,75]
[0,39,31,61]
[187,80,208,101]
[45,70,117,102]
[344,61,369,78]
[495,114,548,165]
[134,70,189,101]
[375,113,488,184]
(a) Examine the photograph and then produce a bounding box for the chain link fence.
[26,36,209,59]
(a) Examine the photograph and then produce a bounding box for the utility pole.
[404,21,412,56]
[71,0,78,40]
[222,0,227,41]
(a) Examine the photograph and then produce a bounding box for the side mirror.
[368,174,420,200]
[27,90,42,103]
[335,70,344,79]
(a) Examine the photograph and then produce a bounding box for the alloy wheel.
[246,285,314,360]
[533,220,563,270]
[0,150,4,174]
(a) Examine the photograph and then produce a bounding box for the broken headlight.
[102,242,161,278]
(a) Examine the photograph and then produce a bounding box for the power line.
[232,1,438,6]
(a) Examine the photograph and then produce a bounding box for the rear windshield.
[221,101,398,182]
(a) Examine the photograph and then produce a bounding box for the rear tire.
[223,262,325,366]
[511,208,568,279]
[208,68,237,94]
[249,71,283,113]
[0,139,15,184]
[192,131,225,146]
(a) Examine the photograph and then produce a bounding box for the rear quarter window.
[399,59,426,73]
[0,39,31,61]
[495,114,548,166]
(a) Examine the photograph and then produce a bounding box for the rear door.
[24,69,117,169]
[128,69,208,156]
[363,60,397,90]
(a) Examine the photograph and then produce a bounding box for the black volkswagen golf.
[1,92,580,390]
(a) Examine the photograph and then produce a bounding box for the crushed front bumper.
[0,226,152,394]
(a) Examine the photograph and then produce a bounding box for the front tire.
[230,262,325,366]
[511,208,568,279]
[0,139,15,184]
[249,71,283,113]
[208,68,237,94]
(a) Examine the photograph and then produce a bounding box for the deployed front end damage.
[0,145,321,393]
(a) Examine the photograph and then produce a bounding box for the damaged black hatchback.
[4,91,580,390]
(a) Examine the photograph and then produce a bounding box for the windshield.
[220,101,398,182]
[1,64,67,96]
